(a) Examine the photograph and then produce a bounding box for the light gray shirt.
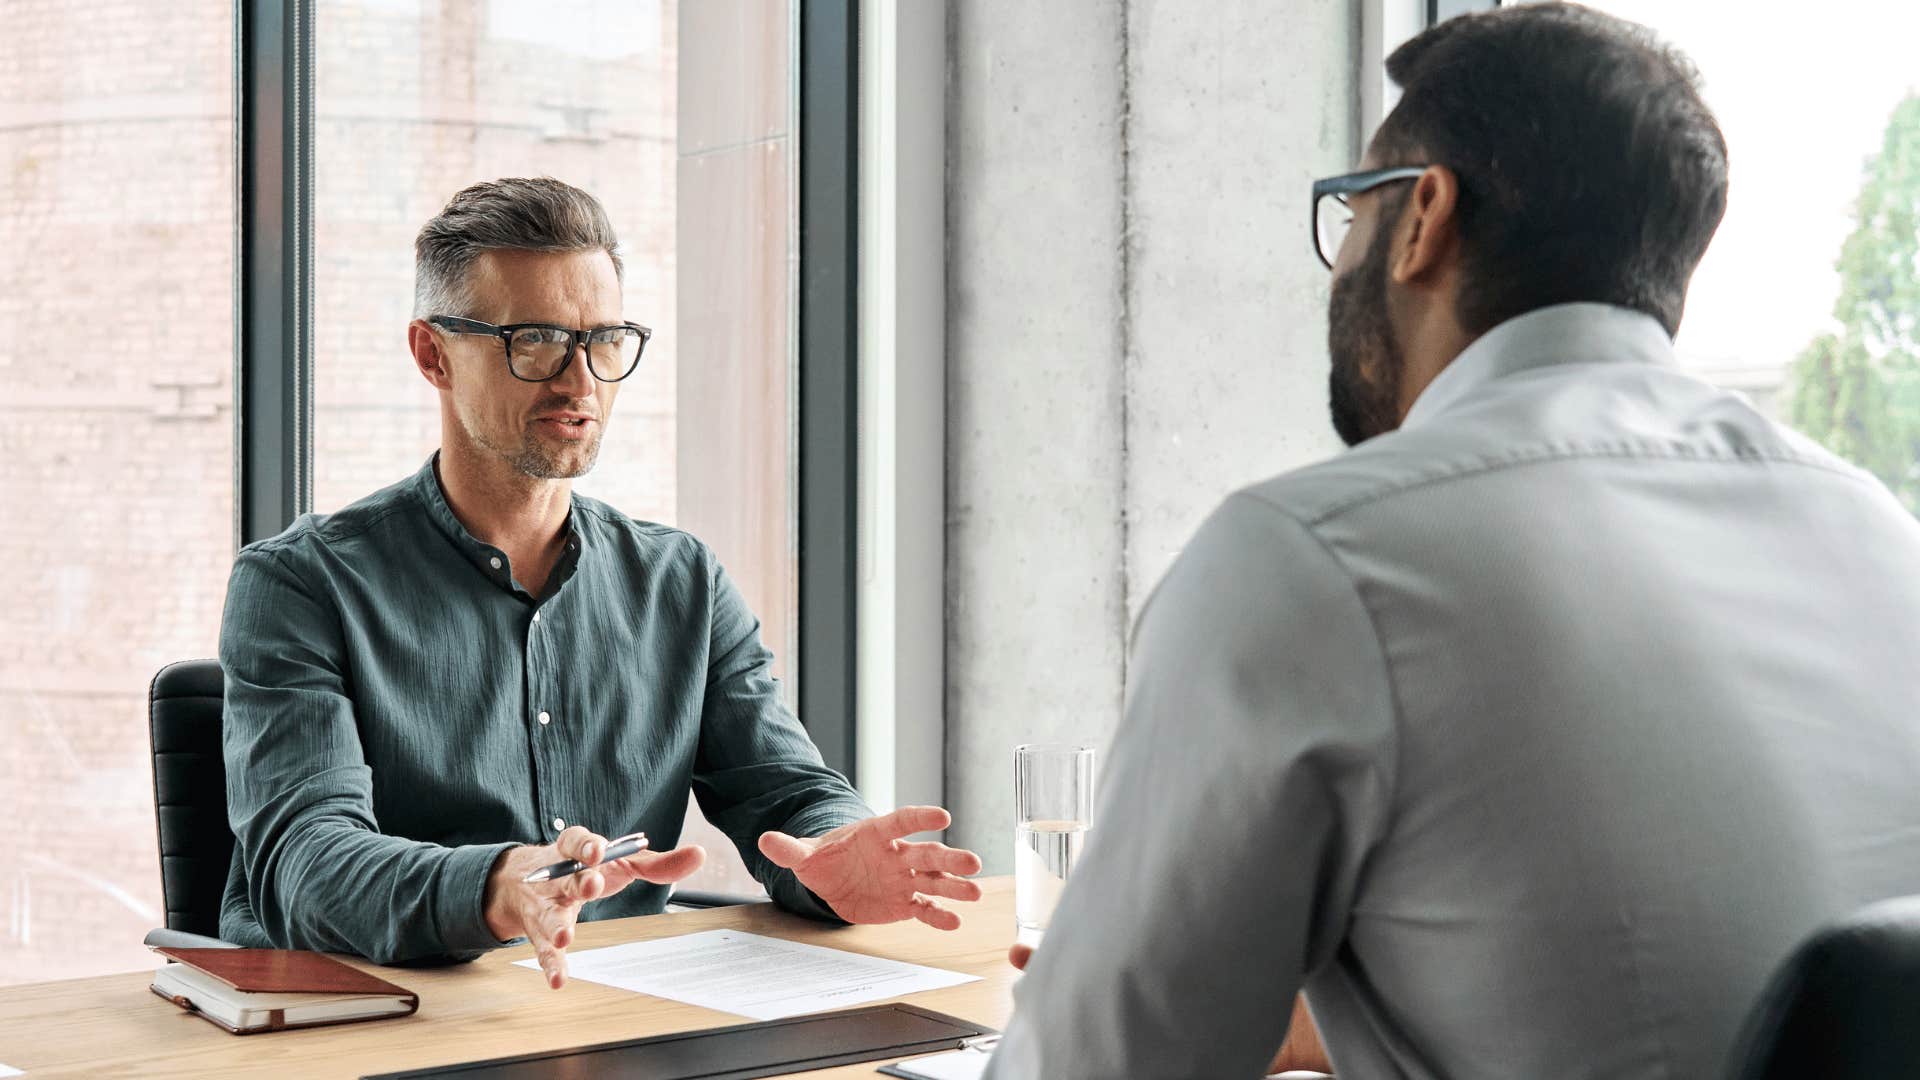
[986,303,1920,1079]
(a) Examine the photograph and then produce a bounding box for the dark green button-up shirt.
[217,455,869,963]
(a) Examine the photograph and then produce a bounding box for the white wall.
[944,0,1360,871]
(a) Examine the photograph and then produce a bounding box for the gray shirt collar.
[1401,302,1676,431]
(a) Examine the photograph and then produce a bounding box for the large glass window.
[312,0,796,895]
[1512,0,1920,512]
[0,5,235,982]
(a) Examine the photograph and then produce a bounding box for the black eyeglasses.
[428,315,653,383]
[1310,166,1428,269]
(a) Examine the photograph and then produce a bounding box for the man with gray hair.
[218,177,982,986]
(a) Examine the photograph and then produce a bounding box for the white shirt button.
[489,556,502,570]
[538,710,551,725]
[552,817,566,831]
[532,611,541,623]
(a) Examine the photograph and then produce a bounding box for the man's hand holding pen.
[483,826,707,989]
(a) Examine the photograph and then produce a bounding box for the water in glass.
[1014,818,1089,943]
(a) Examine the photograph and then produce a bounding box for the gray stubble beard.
[463,413,606,480]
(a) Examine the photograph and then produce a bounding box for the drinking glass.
[1013,743,1095,946]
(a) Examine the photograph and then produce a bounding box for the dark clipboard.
[360,1002,996,1080]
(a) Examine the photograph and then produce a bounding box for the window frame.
[798,0,861,778]
[235,0,314,548]
[1431,0,1496,21]
[852,0,946,813]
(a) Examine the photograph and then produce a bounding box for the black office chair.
[148,658,232,938]
[147,658,766,935]
[1723,894,1920,1079]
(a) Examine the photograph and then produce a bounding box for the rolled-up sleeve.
[985,493,1400,1078]
[219,544,515,963]
[689,558,872,919]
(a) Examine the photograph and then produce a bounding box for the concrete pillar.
[945,1,1131,870]
[1124,0,1356,606]
[944,0,1358,872]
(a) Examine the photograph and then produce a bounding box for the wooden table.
[0,877,1021,1078]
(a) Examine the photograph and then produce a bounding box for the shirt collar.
[409,452,586,598]
[1401,302,1677,431]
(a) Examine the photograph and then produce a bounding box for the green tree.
[1785,93,1920,512]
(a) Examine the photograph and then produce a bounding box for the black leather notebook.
[361,1003,995,1080]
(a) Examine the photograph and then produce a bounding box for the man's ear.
[1389,165,1461,286]
[408,319,454,391]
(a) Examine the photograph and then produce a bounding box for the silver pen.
[522,831,648,883]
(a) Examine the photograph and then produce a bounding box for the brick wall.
[0,0,238,984]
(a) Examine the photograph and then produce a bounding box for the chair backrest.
[148,659,233,938]
[1724,894,1920,1079]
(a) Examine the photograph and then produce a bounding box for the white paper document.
[0,1065,23,1077]
[516,929,980,1020]
[884,1048,993,1080]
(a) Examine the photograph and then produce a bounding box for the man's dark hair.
[1374,3,1728,337]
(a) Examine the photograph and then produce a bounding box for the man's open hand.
[483,826,706,989]
[758,806,984,929]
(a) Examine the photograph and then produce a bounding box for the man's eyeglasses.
[1310,167,1428,270]
[428,315,653,383]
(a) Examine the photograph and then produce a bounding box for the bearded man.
[986,5,1920,1078]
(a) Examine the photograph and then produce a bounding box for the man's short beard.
[505,431,603,479]
[1326,211,1408,448]
[462,412,604,480]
